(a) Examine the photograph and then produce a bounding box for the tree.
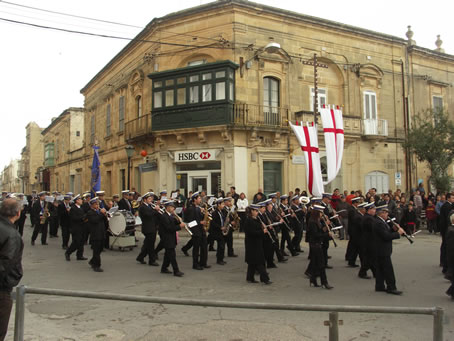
[402,109,454,193]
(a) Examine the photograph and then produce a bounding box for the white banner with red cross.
[290,121,324,197]
[319,105,344,184]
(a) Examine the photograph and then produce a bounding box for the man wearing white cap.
[86,198,107,272]
[345,197,362,267]
[65,195,87,261]
[31,191,49,246]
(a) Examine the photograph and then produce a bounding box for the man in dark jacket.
[345,197,362,267]
[65,195,87,261]
[159,201,184,277]
[58,195,72,249]
[31,191,49,245]
[0,198,24,341]
[86,198,107,272]
[445,214,454,299]
[373,205,405,295]
[136,192,159,266]
[440,193,454,274]
[358,202,377,279]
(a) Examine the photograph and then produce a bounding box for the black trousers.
[280,226,295,254]
[291,223,304,251]
[31,222,48,244]
[345,238,360,265]
[15,218,25,237]
[214,235,225,262]
[322,240,329,266]
[0,291,12,341]
[61,224,70,248]
[162,248,179,273]
[192,234,208,266]
[66,231,84,258]
[82,223,90,244]
[224,229,234,255]
[181,237,193,252]
[207,232,215,249]
[247,263,269,283]
[49,217,59,236]
[440,233,447,272]
[358,246,376,277]
[263,236,276,266]
[375,256,397,291]
[238,212,246,232]
[89,240,103,268]
[137,232,157,263]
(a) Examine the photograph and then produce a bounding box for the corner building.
[78,0,454,198]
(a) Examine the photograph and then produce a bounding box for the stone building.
[41,107,85,193]
[0,159,21,193]
[70,0,453,198]
[21,122,44,193]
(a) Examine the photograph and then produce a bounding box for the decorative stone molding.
[198,131,207,143]
[221,129,231,142]
[175,133,185,145]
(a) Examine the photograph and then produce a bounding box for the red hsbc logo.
[200,152,211,160]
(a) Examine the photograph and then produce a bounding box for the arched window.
[136,95,142,117]
[263,77,280,125]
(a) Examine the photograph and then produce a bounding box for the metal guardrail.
[13,285,444,341]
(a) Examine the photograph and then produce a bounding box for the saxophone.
[40,204,49,224]
[202,203,211,232]
[222,207,232,236]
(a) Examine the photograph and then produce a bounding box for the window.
[216,82,226,100]
[310,88,327,112]
[154,91,162,108]
[90,115,95,145]
[119,96,125,132]
[189,85,199,103]
[433,96,443,113]
[165,89,174,107]
[263,161,282,195]
[363,91,377,120]
[177,88,186,105]
[106,104,111,136]
[202,84,212,102]
[76,131,80,137]
[44,143,55,167]
[188,60,206,66]
[263,77,279,112]
[136,95,142,117]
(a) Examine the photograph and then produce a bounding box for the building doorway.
[365,171,389,194]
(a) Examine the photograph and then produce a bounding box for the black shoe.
[375,288,386,292]
[268,264,278,269]
[217,261,226,265]
[291,252,300,257]
[278,258,288,263]
[181,248,189,257]
[283,251,290,257]
[148,262,159,267]
[193,265,204,270]
[247,279,259,283]
[174,271,184,277]
[136,258,146,264]
[93,267,104,272]
[161,269,172,274]
[263,280,272,285]
[386,289,403,295]
[42,243,48,245]
[325,265,333,269]
[203,265,211,269]
[310,278,320,287]
[228,254,238,258]
[65,253,70,261]
[327,256,332,259]
[304,271,311,278]
[31,240,35,246]
[77,257,88,260]
[358,274,371,279]
[322,283,333,289]
[348,263,359,268]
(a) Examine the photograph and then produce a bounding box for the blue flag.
[91,146,101,197]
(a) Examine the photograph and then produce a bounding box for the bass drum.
[109,212,127,236]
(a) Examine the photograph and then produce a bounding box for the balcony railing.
[361,119,388,137]
[232,104,289,128]
[125,114,152,141]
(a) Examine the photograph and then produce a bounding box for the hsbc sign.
[174,149,217,162]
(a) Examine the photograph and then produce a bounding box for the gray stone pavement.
[5,219,454,341]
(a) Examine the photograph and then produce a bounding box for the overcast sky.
[1,0,452,172]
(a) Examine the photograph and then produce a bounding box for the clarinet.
[386,218,413,244]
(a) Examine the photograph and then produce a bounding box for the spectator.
[230,187,240,205]
[417,182,426,196]
[402,203,417,235]
[435,194,445,235]
[0,198,24,341]
[346,191,356,205]
[394,198,404,225]
[336,195,349,240]
[236,193,248,232]
[253,189,265,204]
[331,188,341,210]
[426,199,438,234]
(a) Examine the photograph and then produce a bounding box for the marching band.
[1,186,448,298]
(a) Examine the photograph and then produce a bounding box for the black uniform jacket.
[349,210,363,242]
[440,201,453,236]
[139,203,159,235]
[69,204,85,234]
[185,205,205,237]
[86,209,105,243]
[58,202,70,227]
[361,214,376,254]
[118,198,132,213]
[373,216,400,258]
[158,212,181,249]
[210,208,224,238]
[31,200,46,224]
[244,216,265,265]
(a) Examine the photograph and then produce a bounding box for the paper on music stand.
[108,206,119,215]
[56,195,64,201]
[208,197,216,206]
[45,196,55,203]
[188,220,198,228]
[175,207,183,215]
[171,192,178,199]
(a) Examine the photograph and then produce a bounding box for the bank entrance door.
[191,175,208,193]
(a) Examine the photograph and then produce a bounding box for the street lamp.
[124,145,135,190]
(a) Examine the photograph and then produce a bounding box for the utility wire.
[0,17,233,49]
[0,0,142,28]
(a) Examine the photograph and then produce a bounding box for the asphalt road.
[5,219,454,341]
